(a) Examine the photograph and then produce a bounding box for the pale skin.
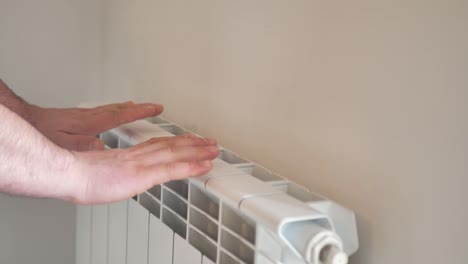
[0,79,219,204]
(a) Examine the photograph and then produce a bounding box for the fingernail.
[145,104,164,112]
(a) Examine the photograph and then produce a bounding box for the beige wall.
[0,0,103,107]
[102,1,468,263]
[0,1,104,263]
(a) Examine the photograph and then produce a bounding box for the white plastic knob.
[320,245,348,264]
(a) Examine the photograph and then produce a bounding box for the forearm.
[0,79,36,122]
[0,104,78,201]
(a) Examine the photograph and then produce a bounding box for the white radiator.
[75,116,359,264]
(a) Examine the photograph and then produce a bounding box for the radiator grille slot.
[162,188,188,219]
[189,207,218,242]
[190,184,220,220]
[162,207,187,239]
[139,192,161,218]
[222,205,256,245]
[189,228,218,262]
[221,230,254,264]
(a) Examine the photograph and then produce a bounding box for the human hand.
[1,103,218,204]
[68,134,219,204]
[27,102,163,151]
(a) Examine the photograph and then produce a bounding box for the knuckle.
[169,137,186,146]
[164,146,177,155]
[164,162,190,180]
[92,139,105,150]
[199,138,210,145]
[163,163,174,173]
[161,163,176,181]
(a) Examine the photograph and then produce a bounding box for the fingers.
[74,145,217,204]
[140,145,219,166]
[123,137,218,197]
[71,131,220,204]
[130,134,217,156]
[74,102,164,135]
[51,133,105,151]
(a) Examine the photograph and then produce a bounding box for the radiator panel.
[91,205,108,264]
[108,200,128,264]
[148,214,173,264]
[76,205,91,264]
[174,234,202,264]
[127,200,150,264]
